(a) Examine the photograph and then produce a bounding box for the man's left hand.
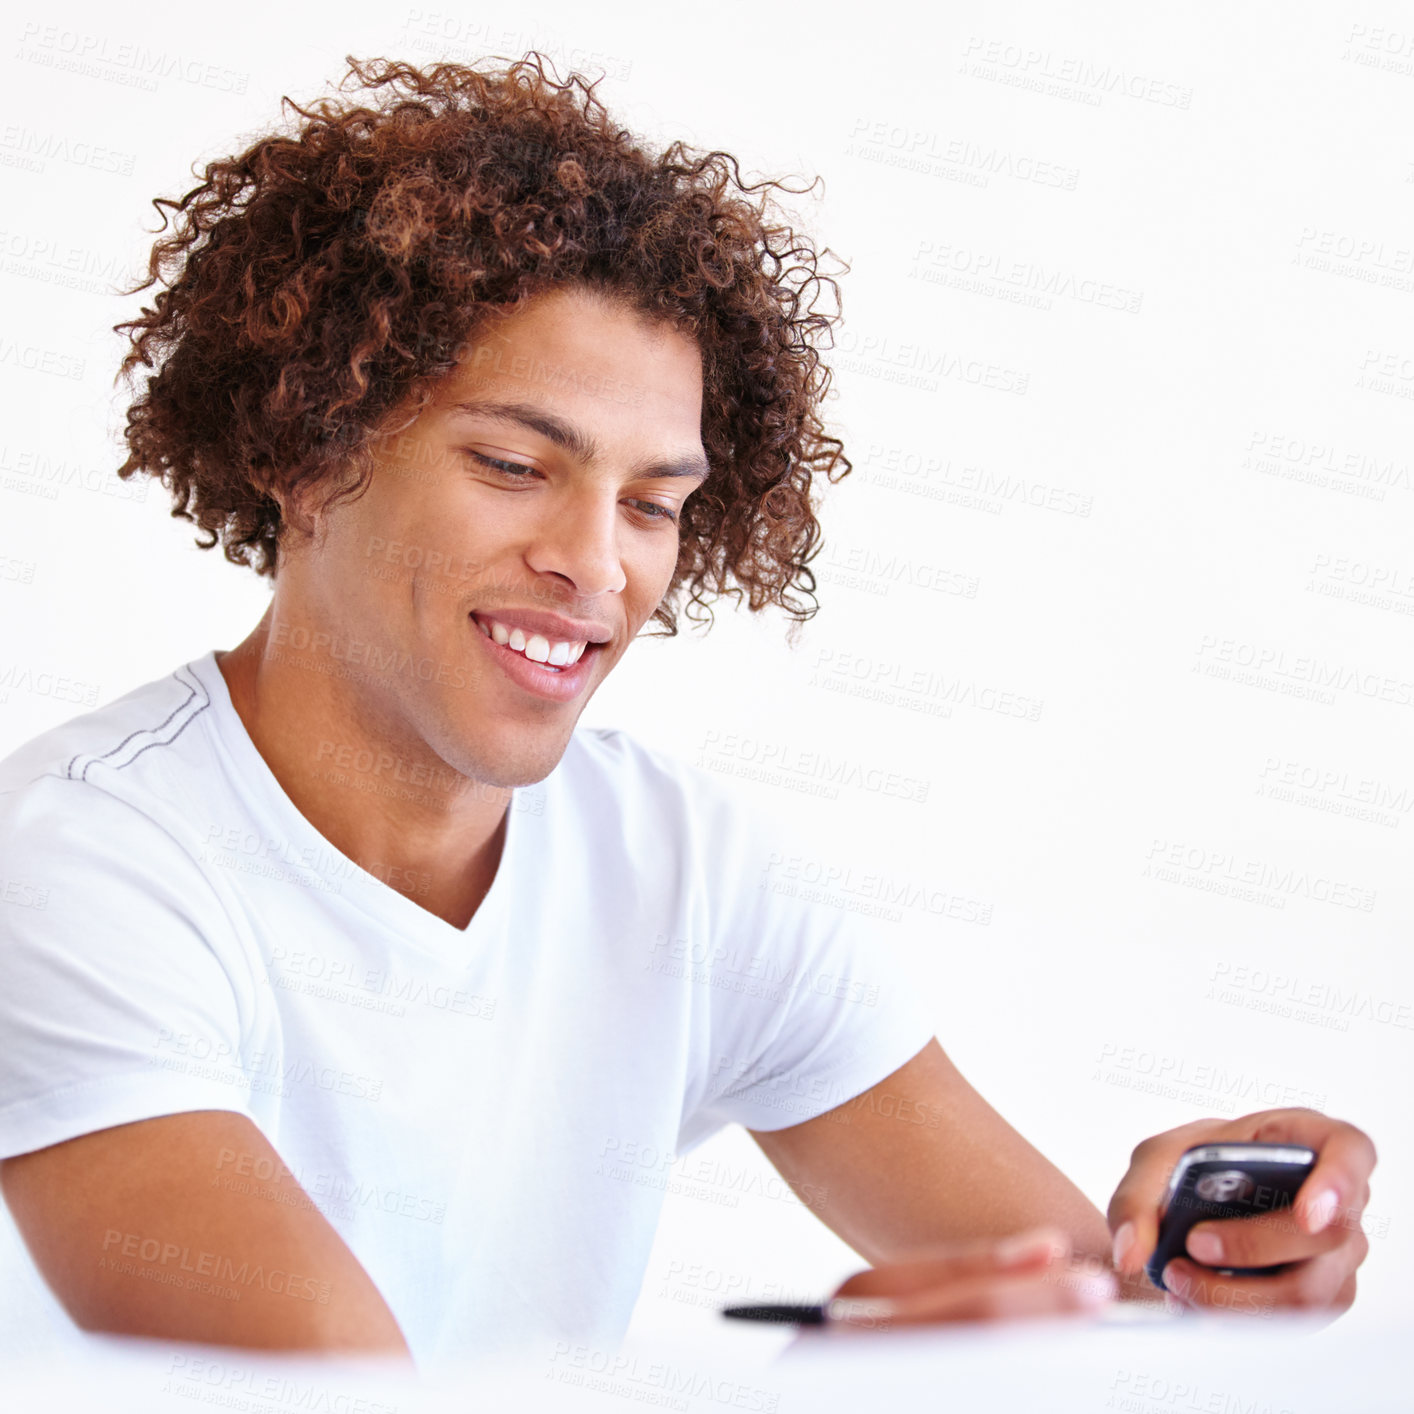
[1107,1108,1376,1319]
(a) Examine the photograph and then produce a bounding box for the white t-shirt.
[0,651,935,1366]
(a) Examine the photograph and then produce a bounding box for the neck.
[216,606,511,929]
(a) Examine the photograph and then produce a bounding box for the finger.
[859,1264,1116,1328]
[1108,1111,1379,1276]
[1164,1227,1368,1317]
[833,1226,1071,1300]
[1245,1110,1378,1235]
[1107,1119,1233,1275]
[1185,1211,1351,1269]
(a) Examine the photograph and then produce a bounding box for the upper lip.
[471,608,613,646]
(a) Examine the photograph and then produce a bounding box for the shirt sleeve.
[677,788,938,1151]
[0,776,259,1160]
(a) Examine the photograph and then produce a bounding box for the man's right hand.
[821,1226,1119,1329]
[0,1110,411,1359]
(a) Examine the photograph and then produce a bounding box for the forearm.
[752,1040,1167,1303]
[2,1112,413,1358]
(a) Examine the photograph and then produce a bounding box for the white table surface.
[4,1305,1409,1413]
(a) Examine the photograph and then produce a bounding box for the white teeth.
[476,616,589,669]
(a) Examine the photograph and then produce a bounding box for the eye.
[467,450,537,477]
[467,449,679,524]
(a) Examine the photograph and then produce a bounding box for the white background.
[1,0,1410,1365]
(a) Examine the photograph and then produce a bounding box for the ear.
[253,461,321,551]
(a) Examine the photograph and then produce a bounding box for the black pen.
[722,1298,894,1327]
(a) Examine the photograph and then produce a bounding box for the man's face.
[277,283,708,788]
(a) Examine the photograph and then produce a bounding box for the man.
[0,53,1374,1365]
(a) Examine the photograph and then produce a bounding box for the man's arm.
[1,1110,411,1356]
[749,1038,1156,1300]
[751,1039,1374,1317]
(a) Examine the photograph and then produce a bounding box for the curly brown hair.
[112,52,852,638]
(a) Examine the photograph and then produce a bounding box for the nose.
[523,487,628,598]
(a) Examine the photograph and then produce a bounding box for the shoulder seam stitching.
[66,665,211,782]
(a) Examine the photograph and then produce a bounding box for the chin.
[466,723,577,791]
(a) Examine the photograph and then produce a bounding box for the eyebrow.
[447,398,711,482]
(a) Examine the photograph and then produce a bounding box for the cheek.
[363,488,501,584]
[328,480,420,565]
[625,533,683,602]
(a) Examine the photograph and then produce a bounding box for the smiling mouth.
[471,613,598,673]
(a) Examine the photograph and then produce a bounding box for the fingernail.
[997,1229,1063,1265]
[826,1297,896,1326]
[1076,1271,1117,1308]
[1187,1230,1223,1264]
[1111,1221,1135,1270]
[1304,1188,1338,1233]
[1163,1263,1188,1299]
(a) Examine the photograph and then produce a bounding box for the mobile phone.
[1145,1142,1317,1293]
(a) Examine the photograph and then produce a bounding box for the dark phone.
[1145,1143,1317,1293]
